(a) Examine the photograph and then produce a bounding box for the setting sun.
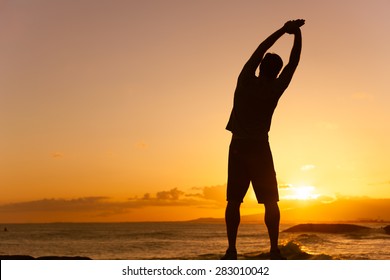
[281,185,320,200]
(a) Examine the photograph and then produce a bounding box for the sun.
[281,185,320,200]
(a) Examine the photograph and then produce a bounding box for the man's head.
[259,53,283,79]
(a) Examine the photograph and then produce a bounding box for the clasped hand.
[284,19,305,34]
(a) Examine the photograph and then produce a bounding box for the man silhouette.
[223,19,304,260]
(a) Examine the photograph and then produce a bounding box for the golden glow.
[282,185,320,200]
[1,0,390,222]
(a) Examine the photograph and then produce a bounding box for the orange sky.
[1,0,390,223]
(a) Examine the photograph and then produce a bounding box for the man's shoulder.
[238,71,257,84]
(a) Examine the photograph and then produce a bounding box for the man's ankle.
[221,249,238,260]
[227,247,237,252]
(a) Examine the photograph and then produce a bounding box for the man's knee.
[226,200,241,209]
[264,201,280,216]
[264,201,279,210]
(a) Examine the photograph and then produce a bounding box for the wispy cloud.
[135,141,148,150]
[51,152,64,159]
[155,188,184,200]
[278,184,292,189]
[301,164,316,171]
[130,185,226,208]
[187,185,226,202]
[0,186,226,221]
[0,197,113,213]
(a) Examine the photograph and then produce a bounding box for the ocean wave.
[283,223,371,234]
[294,233,331,244]
[182,241,333,260]
[242,241,333,260]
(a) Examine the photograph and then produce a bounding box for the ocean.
[1,222,389,260]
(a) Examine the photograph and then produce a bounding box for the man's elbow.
[286,61,299,72]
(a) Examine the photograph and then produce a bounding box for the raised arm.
[239,26,286,79]
[277,20,304,91]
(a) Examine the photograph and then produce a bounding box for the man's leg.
[225,200,241,251]
[224,139,248,259]
[222,200,241,259]
[264,201,280,251]
[264,201,286,259]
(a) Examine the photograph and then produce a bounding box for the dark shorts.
[227,138,279,204]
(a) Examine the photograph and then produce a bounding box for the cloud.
[51,152,64,159]
[135,141,148,150]
[278,184,292,189]
[2,192,390,223]
[129,186,225,207]
[0,186,227,222]
[156,188,184,200]
[301,164,316,171]
[0,194,189,220]
[280,196,390,222]
[0,197,110,212]
[187,185,226,202]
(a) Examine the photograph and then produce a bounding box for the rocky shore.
[0,255,91,260]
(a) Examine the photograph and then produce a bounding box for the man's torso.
[226,75,284,139]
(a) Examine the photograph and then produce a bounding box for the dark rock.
[0,255,91,260]
[283,223,370,234]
